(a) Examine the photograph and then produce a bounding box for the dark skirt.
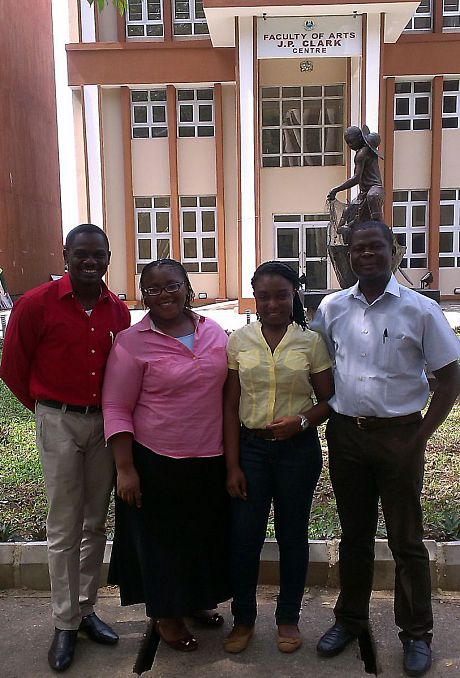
[108,441,232,618]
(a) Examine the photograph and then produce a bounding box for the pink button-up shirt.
[102,313,228,458]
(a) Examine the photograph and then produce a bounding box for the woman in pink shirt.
[103,259,231,653]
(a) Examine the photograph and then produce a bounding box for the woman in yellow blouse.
[223,261,334,654]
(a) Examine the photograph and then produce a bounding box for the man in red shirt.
[1,224,130,672]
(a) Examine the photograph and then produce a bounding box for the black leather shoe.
[317,622,357,657]
[48,629,78,672]
[79,613,119,645]
[403,640,432,677]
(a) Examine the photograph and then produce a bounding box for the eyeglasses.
[142,281,185,296]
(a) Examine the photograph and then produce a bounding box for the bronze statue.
[326,126,405,288]
[327,125,385,244]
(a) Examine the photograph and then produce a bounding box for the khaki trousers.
[36,403,114,630]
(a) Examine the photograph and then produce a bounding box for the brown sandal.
[190,611,224,628]
[154,620,198,652]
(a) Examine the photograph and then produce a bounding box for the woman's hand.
[266,416,302,440]
[117,467,142,508]
[226,467,247,500]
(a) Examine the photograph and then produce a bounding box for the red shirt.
[0,273,131,411]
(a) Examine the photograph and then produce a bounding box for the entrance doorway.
[274,214,329,289]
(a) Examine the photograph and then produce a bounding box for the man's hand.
[327,188,338,201]
[227,467,247,500]
[117,467,142,508]
[266,416,302,440]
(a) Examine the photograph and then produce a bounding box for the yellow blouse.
[227,321,332,429]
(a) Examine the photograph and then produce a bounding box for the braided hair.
[139,258,195,310]
[251,261,307,330]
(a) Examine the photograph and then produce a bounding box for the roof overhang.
[204,0,420,46]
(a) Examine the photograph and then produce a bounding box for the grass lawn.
[0,378,459,542]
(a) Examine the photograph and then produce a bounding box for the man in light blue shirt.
[311,221,460,677]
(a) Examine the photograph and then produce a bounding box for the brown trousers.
[326,411,433,642]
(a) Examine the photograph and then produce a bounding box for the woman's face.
[142,265,188,323]
[253,274,295,328]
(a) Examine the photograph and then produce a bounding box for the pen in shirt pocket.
[382,328,388,344]
[109,331,114,344]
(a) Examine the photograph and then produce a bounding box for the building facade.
[63,0,460,308]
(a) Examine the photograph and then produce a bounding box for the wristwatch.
[298,414,310,431]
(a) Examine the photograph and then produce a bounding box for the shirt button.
[358,376,364,381]
[361,329,368,334]
[91,328,95,332]
[361,352,367,357]
[91,349,95,354]
[91,372,95,376]
[92,394,96,398]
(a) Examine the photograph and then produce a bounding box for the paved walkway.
[1,587,459,677]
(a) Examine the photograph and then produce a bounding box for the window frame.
[126,0,164,39]
[173,0,209,37]
[442,79,460,129]
[260,84,345,168]
[394,80,432,131]
[443,0,460,29]
[131,89,168,139]
[404,0,432,31]
[176,88,215,138]
[392,190,429,269]
[135,196,172,273]
[439,188,460,267]
[180,196,218,273]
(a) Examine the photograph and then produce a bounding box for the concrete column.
[350,55,362,200]
[51,0,79,237]
[364,13,382,133]
[237,16,257,300]
[83,85,105,229]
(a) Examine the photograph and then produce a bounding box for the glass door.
[274,214,328,289]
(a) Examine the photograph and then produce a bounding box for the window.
[392,190,429,268]
[405,0,432,31]
[177,89,214,137]
[131,89,168,138]
[394,81,431,130]
[261,85,344,168]
[173,0,209,36]
[135,197,172,273]
[439,189,460,267]
[443,0,460,28]
[126,0,163,38]
[180,196,218,272]
[442,80,460,128]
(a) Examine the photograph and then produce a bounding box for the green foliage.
[87,0,127,14]
[0,522,22,542]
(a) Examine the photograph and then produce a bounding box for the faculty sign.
[257,16,362,59]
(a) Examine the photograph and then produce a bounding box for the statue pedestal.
[302,288,441,313]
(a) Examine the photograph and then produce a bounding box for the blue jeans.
[231,427,322,626]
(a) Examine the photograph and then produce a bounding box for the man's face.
[349,227,393,282]
[64,232,110,287]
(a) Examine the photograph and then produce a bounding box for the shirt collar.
[57,273,110,301]
[350,273,400,303]
[137,311,204,333]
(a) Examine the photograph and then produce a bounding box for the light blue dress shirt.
[311,275,460,417]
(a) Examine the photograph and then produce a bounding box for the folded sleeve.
[309,331,334,374]
[227,331,240,370]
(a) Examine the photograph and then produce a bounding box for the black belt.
[241,425,297,442]
[335,412,422,430]
[38,399,102,414]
